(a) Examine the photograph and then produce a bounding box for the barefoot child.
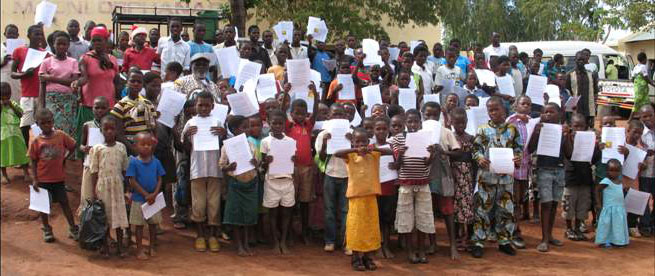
[334,127,393,271]
[89,116,130,257]
[638,105,655,236]
[1,82,30,184]
[220,115,260,256]
[182,92,227,252]
[622,119,647,237]
[449,107,476,251]
[372,116,398,259]
[78,96,110,215]
[261,110,296,254]
[29,109,78,243]
[595,159,629,247]
[127,131,166,260]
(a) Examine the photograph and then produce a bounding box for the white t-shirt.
[632,63,648,78]
[483,45,508,62]
[585,63,598,73]
[435,65,462,104]
[290,46,308,60]
[412,62,435,94]
[260,134,296,179]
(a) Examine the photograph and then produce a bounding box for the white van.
[500,41,633,80]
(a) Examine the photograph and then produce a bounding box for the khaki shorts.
[129,201,163,226]
[395,184,435,234]
[263,176,295,208]
[562,185,591,221]
[20,97,37,128]
[190,177,222,225]
[293,165,315,203]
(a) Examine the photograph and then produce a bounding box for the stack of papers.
[362,39,383,66]
[273,21,293,43]
[306,16,328,42]
[215,46,240,78]
[362,85,382,117]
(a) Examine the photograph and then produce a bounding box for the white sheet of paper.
[22,48,48,71]
[268,139,297,175]
[227,92,259,117]
[211,104,229,124]
[362,85,382,117]
[6,39,25,55]
[141,192,165,220]
[326,119,351,154]
[398,88,416,111]
[389,47,400,61]
[215,46,240,78]
[243,78,260,108]
[423,94,440,105]
[526,75,547,106]
[344,48,354,57]
[313,121,325,131]
[571,131,596,162]
[29,185,50,214]
[273,21,293,43]
[526,118,541,146]
[405,130,432,158]
[495,75,515,96]
[350,110,362,127]
[235,59,262,90]
[225,133,255,175]
[625,188,651,215]
[623,144,647,179]
[287,58,311,85]
[378,145,398,182]
[422,120,442,145]
[310,69,324,100]
[87,127,105,147]
[489,147,515,175]
[293,89,315,111]
[602,127,626,164]
[546,84,561,106]
[465,109,478,135]
[306,16,328,42]
[469,106,490,133]
[34,0,57,27]
[536,123,562,158]
[362,39,383,66]
[564,96,580,112]
[475,69,496,87]
[256,73,277,102]
[337,74,355,100]
[156,87,186,128]
[31,124,42,137]
[192,116,220,151]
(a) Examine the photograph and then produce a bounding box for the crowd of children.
[2,18,655,270]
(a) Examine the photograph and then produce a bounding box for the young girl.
[595,159,629,247]
[78,96,110,215]
[506,95,532,247]
[90,116,130,257]
[372,116,398,259]
[220,115,260,256]
[449,108,475,250]
[389,109,435,264]
[442,93,459,128]
[1,83,30,184]
[334,127,393,271]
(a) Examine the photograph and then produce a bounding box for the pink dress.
[81,52,118,107]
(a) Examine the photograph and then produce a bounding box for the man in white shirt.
[213,25,238,50]
[157,17,191,78]
[262,30,277,66]
[290,29,308,60]
[411,45,436,95]
[483,32,508,63]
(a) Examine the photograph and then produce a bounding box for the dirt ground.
[2,161,654,276]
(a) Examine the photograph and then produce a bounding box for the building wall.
[621,40,655,62]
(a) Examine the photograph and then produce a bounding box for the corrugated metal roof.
[621,30,655,43]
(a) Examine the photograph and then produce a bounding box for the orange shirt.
[28,130,77,183]
[345,151,381,198]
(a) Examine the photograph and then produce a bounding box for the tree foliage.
[602,0,655,32]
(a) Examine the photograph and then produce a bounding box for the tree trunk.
[229,0,246,38]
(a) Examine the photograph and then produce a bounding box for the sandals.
[42,226,55,243]
[351,256,366,271]
[362,256,377,271]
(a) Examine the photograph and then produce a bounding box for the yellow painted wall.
[621,41,655,61]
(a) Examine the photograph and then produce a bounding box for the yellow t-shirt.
[345,151,381,198]
[267,65,285,81]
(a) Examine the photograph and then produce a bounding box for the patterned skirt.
[45,92,77,136]
[452,161,474,224]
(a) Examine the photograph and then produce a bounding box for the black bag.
[78,200,107,250]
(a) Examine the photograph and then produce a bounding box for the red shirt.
[285,118,315,166]
[28,130,77,183]
[122,46,160,73]
[12,46,47,97]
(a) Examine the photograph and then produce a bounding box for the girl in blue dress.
[595,159,629,247]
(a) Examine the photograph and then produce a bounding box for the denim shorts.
[537,167,565,203]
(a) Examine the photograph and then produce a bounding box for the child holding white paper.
[506,95,532,246]
[622,119,647,237]
[470,96,522,258]
[372,115,398,259]
[527,103,572,252]
[260,110,296,254]
[127,131,166,260]
[449,108,476,250]
[435,47,461,103]
[327,59,357,105]
[89,116,130,257]
[1,83,30,184]
[595,159,629,247]
[111,70,158,154]
[563,113,601,241]
[78,96,110,215]
[220,115,260,257]
[182,92,227,252]
[638,105,655,236]
[389,109,435,264]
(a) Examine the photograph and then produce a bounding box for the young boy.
[29,109,78,243]
[122,26,160,73]
[261,110,296,254]
[182,92,227,252]
[411,45,435,97]
[528,103,573,252]
[623,119,647,237]
[638,105,655,237]
[434,47,461,104]
[470,96,522,258]
[563,113,600,241]
[127,131,166,260]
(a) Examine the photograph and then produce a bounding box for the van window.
[603,54,630,80]
[560,56,599,73]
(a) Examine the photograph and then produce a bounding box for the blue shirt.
[312,50,332,83]
[455,55,471,80]
[427,56,445,66]
[187,41,214,60]
[126,156,166,202]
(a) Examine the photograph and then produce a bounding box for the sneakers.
[565,229,579,241]
[208,237,220,252]
[629,228,642,238]
[511,236,526,249]
[42,226,55,243]
[498,244,516,256]
[195,237,207,252]
[470,246,483,258]
[323,243,335,252]
[580,221,589,233]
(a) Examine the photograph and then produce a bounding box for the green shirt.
[605,64,618,80]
